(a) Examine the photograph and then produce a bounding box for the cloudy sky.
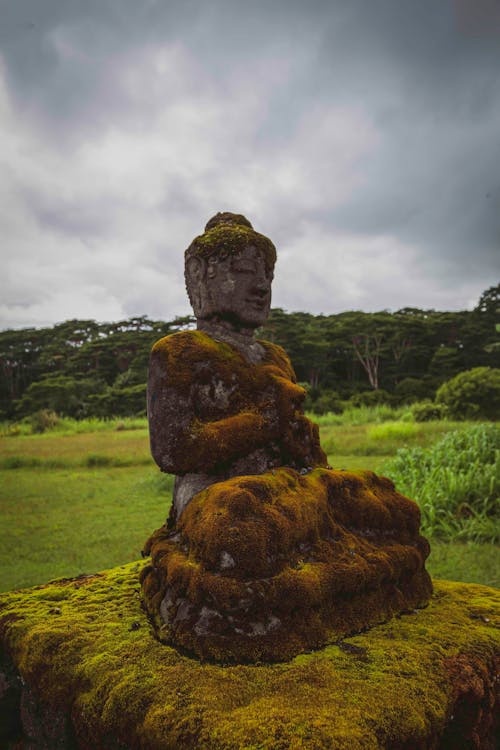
[1,0,499,329]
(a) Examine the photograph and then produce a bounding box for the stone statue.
[148,212,327,525]
[141,213,432,662]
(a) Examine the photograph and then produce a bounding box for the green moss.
[186,224,277,273]
[1,567,498,749]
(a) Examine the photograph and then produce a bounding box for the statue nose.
[253,280,269,296]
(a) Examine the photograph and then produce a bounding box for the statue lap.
[142,466,431,662]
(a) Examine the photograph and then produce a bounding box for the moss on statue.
[142,468,432,662]
[149,330,327,473]
[188,222,277,273]
[1,565,498,749]
[144,213,433,665]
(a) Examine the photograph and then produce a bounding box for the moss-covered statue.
[141,213,432,662]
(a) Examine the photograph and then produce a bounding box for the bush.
[309,390,343,415]
[436,367,500,420]
[29,409,60,434]
[394,378,434,404]
[348,390,393,408]
[382,424,500,542]
[311,403,410,426]
[411,401,449,422]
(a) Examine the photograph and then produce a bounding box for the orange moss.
[141,468,432,662]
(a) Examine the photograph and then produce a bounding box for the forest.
[1,283,498,420]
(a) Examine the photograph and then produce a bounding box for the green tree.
[16,375,106,418]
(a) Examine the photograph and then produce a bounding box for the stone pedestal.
[1,562,498,749]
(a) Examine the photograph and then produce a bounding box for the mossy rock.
[1,564,498,749]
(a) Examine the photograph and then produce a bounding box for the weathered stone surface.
[0,565,498,749]
[144,212,433,660]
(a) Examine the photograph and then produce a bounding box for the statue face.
[205,245,273,328]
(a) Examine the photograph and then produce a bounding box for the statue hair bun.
[204,212,253,232]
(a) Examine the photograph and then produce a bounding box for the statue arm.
[269,371,328,468]
[148,349,278,475]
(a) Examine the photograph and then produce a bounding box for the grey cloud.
[23,190,111,239]
[1,0,499,328]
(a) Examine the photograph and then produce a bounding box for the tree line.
[0,284,498,420]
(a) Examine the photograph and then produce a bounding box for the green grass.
[427,540,499,588]
[317,418,469,457]
[0,415,498,592]
[312,404,412,425]
[0,466,172,592]
[0,428,151,469]
[0,415,148,438]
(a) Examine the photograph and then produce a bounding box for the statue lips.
[246,297,268,309]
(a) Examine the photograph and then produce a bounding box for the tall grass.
[319,419,468,458]
[382,424,499,542]
[311,404,412,426]
[367,422,419,441]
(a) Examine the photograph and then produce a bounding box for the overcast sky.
[1,0,499,329]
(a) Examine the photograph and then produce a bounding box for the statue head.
[185,212,277,329]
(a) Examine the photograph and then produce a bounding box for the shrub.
[382,424,500,542]
[30,409,60,434]
[310,390,343,415]
[1,422,22,437]
[311,403,409,426]
[394,378,434,404]
[348,390,393,408]
[436,367,500,420]
[411,401,449,422]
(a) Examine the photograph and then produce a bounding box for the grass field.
[0,413,498,592]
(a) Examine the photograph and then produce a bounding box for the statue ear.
[185,255,207,318]
[186,255,206,282]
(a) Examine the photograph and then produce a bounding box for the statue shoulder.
[151,330,223,362]
[258,339,297,381]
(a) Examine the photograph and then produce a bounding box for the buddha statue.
[141,213,432,662]
[147,211,327,526]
